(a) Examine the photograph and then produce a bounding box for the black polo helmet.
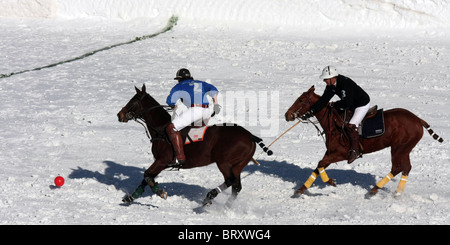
[174,68,193,81]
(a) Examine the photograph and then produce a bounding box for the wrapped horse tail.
[421,119,444,143]
[252,135,273,155]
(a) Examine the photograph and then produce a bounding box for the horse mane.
[143,93,172,123]
[311,92,321,103]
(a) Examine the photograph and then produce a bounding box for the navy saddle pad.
[361,109,385,138]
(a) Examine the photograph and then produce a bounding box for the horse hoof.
[156,190,167,199]
[122,195,134,204]
[365,193,377,199]
[292,187,306,197]
[291,193,301,198]
[161,191,168,199]
[327,178,337,187]
[393,191,403,198]
[365,189,378,199]
[202,200,212,207]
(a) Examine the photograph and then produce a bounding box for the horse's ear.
[135,86,141,94]
[142,84,146,93]
[309,85,315,92]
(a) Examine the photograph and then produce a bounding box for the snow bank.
[0,0,58,18]
[1,0,449,227]
[1,0,450,30]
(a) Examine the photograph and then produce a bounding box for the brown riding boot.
[346,123,361,164]
[166,123,186,167]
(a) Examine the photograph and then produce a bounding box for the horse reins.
[125,93,172,142]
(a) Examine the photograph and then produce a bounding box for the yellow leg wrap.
[318,167,330,183]
[395,175,408,193]
[376,173,394,189]
[304,172,318,189]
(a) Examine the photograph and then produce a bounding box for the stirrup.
[347,150,362,164]
[167,159,184,170]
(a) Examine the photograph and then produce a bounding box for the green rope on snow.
[0,15,179,79]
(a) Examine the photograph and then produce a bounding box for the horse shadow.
[243,160,378,193]
[68,160,209,203]
[69,159,378,204]
[69,161,143,194]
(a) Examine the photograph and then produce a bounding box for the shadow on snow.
[243,160,377,193]
[68,160,208,203]
[68,159,378,203]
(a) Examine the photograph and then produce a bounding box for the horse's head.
[285,86,317,121]
[117,84,148,122]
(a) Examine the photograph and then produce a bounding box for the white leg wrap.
[216,183,228,193]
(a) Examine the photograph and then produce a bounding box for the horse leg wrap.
[145,177,159,192]
[145,177,167,199]
[203,183,229,206]
[131,182,146,199]
[123,180,146,203]
[208,183,228,199]
[318,167,330,183]
[395,175,408,193]
[304,171,318,189]
[376,172,394,189]
[215,182,229,194]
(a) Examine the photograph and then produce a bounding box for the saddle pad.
[184,126,209,144]
[361,109,385,138]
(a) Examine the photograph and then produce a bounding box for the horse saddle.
[360,106,385,138]
[180,125,209,145]
[341,105,385,139]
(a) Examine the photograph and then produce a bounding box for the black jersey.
[311,75,370,113]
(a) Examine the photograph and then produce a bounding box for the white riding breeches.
[349,102,371,126]
[172,107,211,131]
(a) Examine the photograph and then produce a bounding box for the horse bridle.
[288,92,314,120]
[124,93,148,121]
[122,92,172,141]
[287,92,328,140]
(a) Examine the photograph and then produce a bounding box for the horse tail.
[251,135,274,155]
[421,119,444,143]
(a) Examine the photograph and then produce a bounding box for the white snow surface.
[1,0,449,225]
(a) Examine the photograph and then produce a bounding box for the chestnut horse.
[117,84,272,206]
[285,86,443,197]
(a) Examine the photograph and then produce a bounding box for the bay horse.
[117,84,272,206]
[285,86,443,197]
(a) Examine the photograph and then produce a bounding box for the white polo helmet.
[319,66,338,80]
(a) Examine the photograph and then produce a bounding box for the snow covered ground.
[1,0,449,226]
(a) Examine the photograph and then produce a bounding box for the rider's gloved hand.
[211,104,221,117]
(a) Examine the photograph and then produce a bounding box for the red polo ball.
[54,176,65,187]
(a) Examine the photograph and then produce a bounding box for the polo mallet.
[258,119,302,156]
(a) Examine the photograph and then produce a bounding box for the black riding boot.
[346,123,361,164]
